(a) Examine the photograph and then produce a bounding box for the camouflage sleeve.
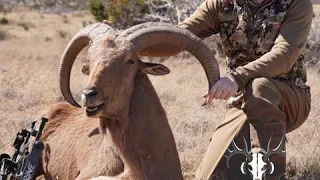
[139,0,220,57]
[229,0,313,90]
[178,0,220,38]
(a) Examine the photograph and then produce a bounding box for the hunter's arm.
[139,0,220,57]
[229,0,313,90]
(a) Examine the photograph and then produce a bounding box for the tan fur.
[106,75,183,180]
[85,39,182,180]
[40,103,124,179]
[41,37,183,180]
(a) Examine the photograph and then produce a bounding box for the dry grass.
[0,10,92,151]
[1,7,320,180]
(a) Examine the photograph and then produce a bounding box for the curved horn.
[118,22,171,38]
[118,24,220,92]
[59,23,117,107]
[118,22,181,57]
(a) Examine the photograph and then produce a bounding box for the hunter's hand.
[203,76,238,104]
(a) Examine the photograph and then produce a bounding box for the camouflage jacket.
[217,0,309,92]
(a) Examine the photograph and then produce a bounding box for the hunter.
[105,0,313,179]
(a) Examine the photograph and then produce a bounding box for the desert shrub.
[88,0,204,28]
[0,17,9,25]
[0,4,11,13]
[18,23,29,31]
[82,20,93,27]
[57,30,68,39]
[0,30,6,40]
[87,0,203,29]
[88,0,148,28]
[32,4,41,10]
[62,15,69,24]
[72,12,85,18]
[89,0,107,22]
[104,0,148,28]
[45,36,52,42]
[303,13,320,70]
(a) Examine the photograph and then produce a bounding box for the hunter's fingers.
[207,84,219,104]
[219,87,230,99]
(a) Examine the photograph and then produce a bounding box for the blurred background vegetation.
[89,0,149,28]
[0,0,202,28]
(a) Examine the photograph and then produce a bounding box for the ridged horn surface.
[59,23,117,107]
[118,24,220,91]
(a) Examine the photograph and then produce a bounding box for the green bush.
[105,0,148,28]
[0,17,9,25]
[89,0,107,22]
[88,0,148,28]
